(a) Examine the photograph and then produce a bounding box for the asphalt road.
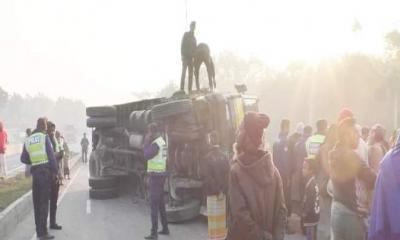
[4,143,81,178]
[5,153,25,176]
[6,164,305,240]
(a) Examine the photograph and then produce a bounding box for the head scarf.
[338,108,354,124]
[235,112,269,153]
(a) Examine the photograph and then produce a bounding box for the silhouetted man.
[180,21,197,93]
[81,133,89,164]
[194,43,216,91]
[273,119,293,217]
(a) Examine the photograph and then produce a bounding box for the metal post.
[185,0,188,26]
[395,91,398,129]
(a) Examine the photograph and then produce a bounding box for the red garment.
[0,130,7,153]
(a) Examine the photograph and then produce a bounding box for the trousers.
[180,57,195,92]
[82,149,88,163]
[32,168,51,237]
[149,175,168,234]
[0,153,6,177]
[50,176,60,225]
[331,201,366,240]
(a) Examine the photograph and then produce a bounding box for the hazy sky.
[1,0,399,105]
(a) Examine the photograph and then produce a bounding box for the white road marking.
[86,199,91,214]
[30,165,83,240]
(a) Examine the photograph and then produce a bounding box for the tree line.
[0,90,86,142]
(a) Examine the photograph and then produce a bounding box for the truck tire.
[89,176,118,189]
[129,133,144,149]
[87,117,117,128]
[86,106,116,117]
[100,127,128,138]
[89,188,118,200]
[151,99,192,121]
[166,199,201,223]
[129,110,149,132]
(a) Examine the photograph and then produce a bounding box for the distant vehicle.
[86,89,258,222]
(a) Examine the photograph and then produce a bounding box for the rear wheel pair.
[89,176,118,200]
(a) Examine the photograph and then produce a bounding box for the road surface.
[6,163,305,240]
[5,153,25,177]
[4,143,81,178]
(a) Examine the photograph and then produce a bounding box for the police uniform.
[21,132,57,238]
[146,136,169,239]
[306,134,325,158]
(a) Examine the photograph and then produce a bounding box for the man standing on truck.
[180,21,197,93]
[143,123,169,240]
[21,118,58,240]
[81,133,89,164]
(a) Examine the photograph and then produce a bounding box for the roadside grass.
[0,174,31,211]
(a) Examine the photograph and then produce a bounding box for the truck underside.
[86,90,258,222]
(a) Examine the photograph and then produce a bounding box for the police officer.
[21,118,58,240]
[47,122,63,230]
[306,119,328,157]
[144,123,169,240]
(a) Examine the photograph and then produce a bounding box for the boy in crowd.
[302,157,320,240]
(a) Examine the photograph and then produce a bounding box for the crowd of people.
[212,108,398,240]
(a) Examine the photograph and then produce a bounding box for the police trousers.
[32,168,51,237]
[149,175,168,234]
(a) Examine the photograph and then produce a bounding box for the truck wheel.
[151,99,192,121]
[87,117,117,128]
[166,199,201,223]
[86,106,116,117]
[129,110,151,132]
[89,176,118,189]
[129,133,144,149]
[100,127,128,138]
[89,188,118,200]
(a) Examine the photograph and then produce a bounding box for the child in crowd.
[302,157,320,240]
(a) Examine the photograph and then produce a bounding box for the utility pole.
[185,0,188,26]
[395,90,399,129]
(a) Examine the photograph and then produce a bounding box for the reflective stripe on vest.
[56,138,64,152]
[147,137,167,173]
[25,132,49,166]
[306,134,325,157]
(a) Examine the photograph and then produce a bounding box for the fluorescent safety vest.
[25,132,49,166]
[306,134,325,157]
[147,137,167,173]
[56,138,64,152]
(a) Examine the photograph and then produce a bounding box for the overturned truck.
[86,90,258,222]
